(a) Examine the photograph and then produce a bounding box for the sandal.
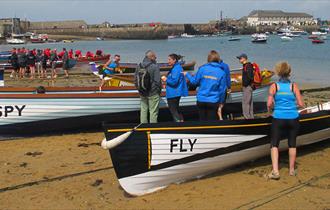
[268,171,280,180]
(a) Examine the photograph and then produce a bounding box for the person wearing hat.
[237,53,254,119]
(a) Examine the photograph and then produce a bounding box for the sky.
[0,0,329,24]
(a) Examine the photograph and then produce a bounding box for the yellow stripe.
[147,131,151,169]
[108,122,271,133]
[107,115,330,133]
[299,115,330,122]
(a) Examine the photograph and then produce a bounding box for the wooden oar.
[101,123,142,149]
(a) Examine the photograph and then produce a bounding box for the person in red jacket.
[86,51,94,58]
[58,50,65,59]
[75,50,82,58]
[69,49,73,59]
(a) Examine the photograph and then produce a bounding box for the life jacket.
[244,62,262,86]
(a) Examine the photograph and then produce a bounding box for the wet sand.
[1,70,329,209]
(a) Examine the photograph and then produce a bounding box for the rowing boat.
[101,102,330,196]
[117,62,196,73]
[0,84,270,139]
[76,54,110,63]
[0,59,77,70]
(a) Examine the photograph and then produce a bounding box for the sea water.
[1,35,329,85]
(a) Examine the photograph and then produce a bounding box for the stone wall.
[31,25,171,39]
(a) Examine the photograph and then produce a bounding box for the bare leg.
[289,148,296,175]
[217,104,224,120]
[271,147,280,174]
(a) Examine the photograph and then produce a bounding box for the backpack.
[135,64,151,96]
[244,62,262,86]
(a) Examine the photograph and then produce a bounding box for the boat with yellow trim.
[101,102,330,196]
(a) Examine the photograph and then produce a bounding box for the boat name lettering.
[170,138,197,153]
[0,105,26,117]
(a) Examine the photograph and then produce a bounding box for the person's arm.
[267,83,276,112]
[185,67,202,86]
[153,64,161,92]
[166,65,181,87]
[246,63,254,85]
[225,64,231,91]
[293,83,304,108]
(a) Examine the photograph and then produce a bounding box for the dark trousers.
[197,101,219,121]
[167,97,182,122]
[271,118,300,148]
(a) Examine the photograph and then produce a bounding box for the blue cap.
[236,53,248,59]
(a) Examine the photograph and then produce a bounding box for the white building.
[247,10,316,26]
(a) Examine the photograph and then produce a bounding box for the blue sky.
[1,0,329,24]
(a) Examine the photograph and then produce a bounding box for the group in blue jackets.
[163,50,230,121]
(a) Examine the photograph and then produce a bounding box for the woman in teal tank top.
[267,62,304,180]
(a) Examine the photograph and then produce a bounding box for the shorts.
[19,62,26,68]
[270,118,300,148]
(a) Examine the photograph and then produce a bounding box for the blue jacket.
[166,62,188,99]
[186,62,227,103]
[219,60,231,89]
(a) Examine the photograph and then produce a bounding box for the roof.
[248,10,313,18]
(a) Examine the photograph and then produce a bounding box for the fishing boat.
[63,39,74,43]
[76,54,110,63]
[101,102,330,196]
[312,38,325,44]
[0,84,271,139]
[6,38,25,45]
[251,34,267,43]
[228,36,241,41]
[280,36,293,42]
[30,37,46,43]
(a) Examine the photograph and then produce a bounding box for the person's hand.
[227,89,232,94]
[182,72,187,76]
[161,76,167,82]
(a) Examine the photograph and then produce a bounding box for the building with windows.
[247,10,316,26]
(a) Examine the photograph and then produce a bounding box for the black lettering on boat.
[15,105,26,116]
[0,105,26,118]
[170,139,178,152]
[180,139,187,152]
[188,139,197,151]
[5,106,14,117]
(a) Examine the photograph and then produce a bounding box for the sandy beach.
[1,67,329,209]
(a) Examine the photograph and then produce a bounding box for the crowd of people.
[134,50,304,180]
[8,47,104,79]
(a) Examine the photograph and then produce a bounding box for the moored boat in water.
[101,102,330,196]
[251,34,267,43]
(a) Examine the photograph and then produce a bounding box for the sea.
[1,35,329,86]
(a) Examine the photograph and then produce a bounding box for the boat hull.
[104,110,330,196]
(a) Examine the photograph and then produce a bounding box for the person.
[35,49,43,78]
[62,48,70,78]
[86,51,94,58]
[161,54,188,122]
[237,53,254,119]
[50,49,58,78]
[26,50,36,79]
[184,50,227,121]
[9,48,19,78]
[68,49,74,59]
[95,49,103,56]
[75,49,82,58]
[267,61,304,180]
[99,54,121,91]
[134,50,161,123]
[218,56,231,120]
[42,49,49,78]
[17,48,27,78]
